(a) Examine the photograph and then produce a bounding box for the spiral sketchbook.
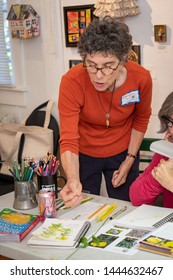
[117,204,173,228]
[150,140,173,158]
[28,218,91,248]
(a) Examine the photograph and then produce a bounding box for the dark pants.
[79,150,139,201]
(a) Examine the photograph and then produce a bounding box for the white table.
[0,191,170,260]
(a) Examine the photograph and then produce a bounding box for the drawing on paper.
[35,222,72,241]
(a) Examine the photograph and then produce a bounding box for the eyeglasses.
[161,116,173,128]
[83,62,120,75]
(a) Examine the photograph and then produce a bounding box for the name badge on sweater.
[121,90,140,106]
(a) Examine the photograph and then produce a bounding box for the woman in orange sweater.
[58,17,152,207]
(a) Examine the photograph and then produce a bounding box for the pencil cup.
[37,174,66,198]
[13,180,38,210]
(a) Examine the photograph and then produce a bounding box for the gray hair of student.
[158,91,173,133]
[78,17,133,63]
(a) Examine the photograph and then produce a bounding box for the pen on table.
[59,197,94,210]
[56,199,65,210]
[80,197,93,204]
[109,206,127,220]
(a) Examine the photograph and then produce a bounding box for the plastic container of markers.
[38,188,56,218]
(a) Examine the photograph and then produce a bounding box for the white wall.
[0,0,173,139]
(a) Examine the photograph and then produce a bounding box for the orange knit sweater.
[58,61,152,158]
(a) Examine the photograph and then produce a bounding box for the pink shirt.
[130,153,173,208]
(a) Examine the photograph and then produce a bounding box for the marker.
[109,206,127,220]
[13,160,20,181]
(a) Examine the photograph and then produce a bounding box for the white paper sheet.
[58,201,107,221]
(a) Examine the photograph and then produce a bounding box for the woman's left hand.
[112,160,132,187]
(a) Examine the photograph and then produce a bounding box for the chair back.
[139,138,161,173]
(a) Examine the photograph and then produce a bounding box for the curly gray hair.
[78,17,133,63]
[158,91,173,133]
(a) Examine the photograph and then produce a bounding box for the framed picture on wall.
[128,45,141,64]
[69,60,82,68]
[63,5,95,47]
[154,25,167,42]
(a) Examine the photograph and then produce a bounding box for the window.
[0,0,13,86]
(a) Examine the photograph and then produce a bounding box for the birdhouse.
[7,4,40,39]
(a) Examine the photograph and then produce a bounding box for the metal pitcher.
[13,180,38,210]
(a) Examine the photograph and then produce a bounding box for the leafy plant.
[80,235,100,248]
[80,215,110,248]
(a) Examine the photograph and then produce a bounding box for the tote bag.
[0,100,56,180]
[0,123,53,180]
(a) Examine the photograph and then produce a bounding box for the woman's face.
[84,52,121,92]
[164,114,173,142]
[168,114,173,132]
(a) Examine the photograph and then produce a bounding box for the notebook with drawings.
[117,204,173,228]
[28,218,91,249]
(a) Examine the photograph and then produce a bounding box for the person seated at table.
[130,92,173,208]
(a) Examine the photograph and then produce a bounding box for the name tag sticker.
[121,90,140,106]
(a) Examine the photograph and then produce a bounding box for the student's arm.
[152,158,173,192]
[130,154,166,206]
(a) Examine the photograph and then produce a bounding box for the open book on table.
[28,218,91,249]
[137,222,173,258]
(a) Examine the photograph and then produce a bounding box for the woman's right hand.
[59,179,83,207]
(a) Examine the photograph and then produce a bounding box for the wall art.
[128,45,141,64]
[64,5,94,47]
[154,25,167,42]
[69,60,82,68]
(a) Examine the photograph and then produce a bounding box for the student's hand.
[59,179,83,207]
[152,159,173,192]
[164,131,173,143]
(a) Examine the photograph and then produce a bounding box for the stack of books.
[137,223,173,258]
